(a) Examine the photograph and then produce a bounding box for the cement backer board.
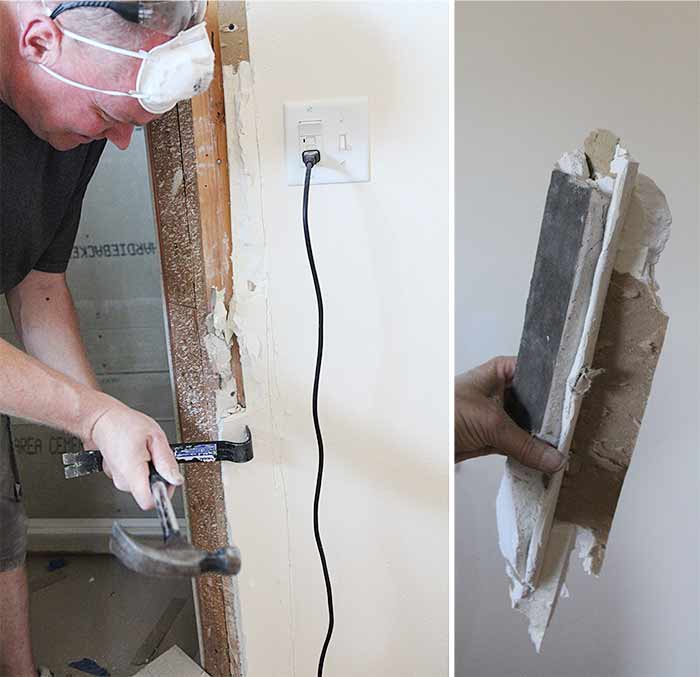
[502,170,610,588]
[509,170,609,439]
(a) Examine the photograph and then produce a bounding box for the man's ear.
[19,16,63,67]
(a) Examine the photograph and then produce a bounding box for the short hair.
[42,1,152,51]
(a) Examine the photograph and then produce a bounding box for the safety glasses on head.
[48,1,207,37]
[38,0,214,114]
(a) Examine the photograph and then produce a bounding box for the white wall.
[222,3,449,675]
[455,2,699,676]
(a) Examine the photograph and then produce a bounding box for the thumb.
[148,432,184,487]
[491,416,566,474]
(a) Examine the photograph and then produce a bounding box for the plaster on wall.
[217,3,449,674]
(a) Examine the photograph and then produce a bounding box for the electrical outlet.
[284,97,369,186]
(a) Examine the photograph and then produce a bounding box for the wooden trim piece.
[147,4,250,674]
[148,105,237,676]
[191,0,247,405]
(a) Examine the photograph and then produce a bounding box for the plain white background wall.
[223,2,448,675]
[455,2,699,676]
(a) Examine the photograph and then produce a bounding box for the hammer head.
[110,522,241,578]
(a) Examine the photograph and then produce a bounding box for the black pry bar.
[62,427,253,479]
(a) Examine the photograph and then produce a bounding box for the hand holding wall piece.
[455,356,566,473]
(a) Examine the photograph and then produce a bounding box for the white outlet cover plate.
[284,97,370,186]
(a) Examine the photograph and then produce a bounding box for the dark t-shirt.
[0,100,106,294]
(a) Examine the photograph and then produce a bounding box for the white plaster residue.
[614,174,672,288]
[521,523,577,652]
[170,166,184,199]
[224,61,270,381]
[575,526,605,576]
[203,287,241,424]
[556,149,589,179]
[220,60,296,677]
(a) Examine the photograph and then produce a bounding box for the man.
[0,2,213,674]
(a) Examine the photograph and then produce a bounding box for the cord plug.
[302,149,321,168]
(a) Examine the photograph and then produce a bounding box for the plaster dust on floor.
[496,130,671,650]
[27,554,197,676]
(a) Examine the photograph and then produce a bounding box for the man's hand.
[455,356,566,473]
[84,400,184,510]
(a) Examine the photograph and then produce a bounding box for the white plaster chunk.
[517,523,576,652]
[498,135,670,649]
[614,174,671,287]
[575,526,605,576]
[204,287,240,423]
[556,149,589,179]
[224,61,270,383]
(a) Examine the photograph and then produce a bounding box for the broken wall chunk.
[497,130,670,650]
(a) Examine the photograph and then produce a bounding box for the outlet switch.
[284,97,369,185]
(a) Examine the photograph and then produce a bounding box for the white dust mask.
[38,22,215,114]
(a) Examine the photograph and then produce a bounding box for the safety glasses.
[48,1,207,36]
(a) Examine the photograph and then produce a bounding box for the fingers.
[128,460,155,510]
[148,431,184,487]
[490,415,566,473]
[490,356,517,386]
[101,457,114,479]
[457,356,518,399]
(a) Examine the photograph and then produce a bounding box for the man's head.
[0,1,210,151]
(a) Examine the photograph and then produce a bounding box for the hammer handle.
[148,463,181,542]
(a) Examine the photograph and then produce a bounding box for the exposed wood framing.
[191,0,249,404]
[146,2,250,675]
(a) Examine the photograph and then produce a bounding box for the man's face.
[37,85,162,151]
[20,25,168,151]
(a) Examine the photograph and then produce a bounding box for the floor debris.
[67,657,110,676]
[132,646,209,677]
[131,597,188,666]
[28,554,197,676]
[48,557,67,572]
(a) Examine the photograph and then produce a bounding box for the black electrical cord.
[302,149,334,677]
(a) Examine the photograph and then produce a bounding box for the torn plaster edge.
[221,60,296,675]
[613,172,672,294]
[522,156,640,590]
[203,287,243,433]
[518,522,577,653]
[575,525,606,576]
[560,145,672,295]
[222,573,247,677]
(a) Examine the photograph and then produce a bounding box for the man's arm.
[2,271,183,508]
[5,270,98,389]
